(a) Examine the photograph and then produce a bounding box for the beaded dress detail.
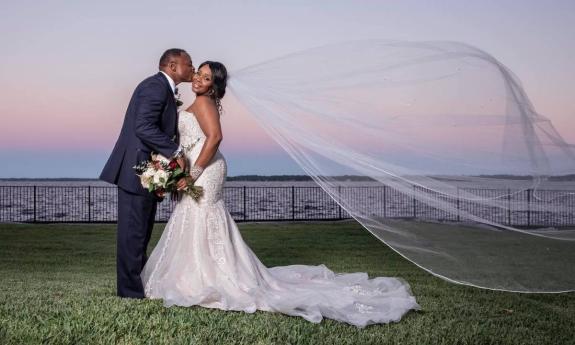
[141,110,420,328]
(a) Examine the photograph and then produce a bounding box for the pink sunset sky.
[1,0,574,177]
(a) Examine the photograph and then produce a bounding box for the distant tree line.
[225,175,376,182]
[475,174,575,181]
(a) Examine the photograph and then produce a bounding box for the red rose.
[155,188,166,198]
[169,160,178,170]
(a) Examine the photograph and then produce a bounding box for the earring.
[208,89,215,97]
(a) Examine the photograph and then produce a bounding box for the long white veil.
[227,40,575,293]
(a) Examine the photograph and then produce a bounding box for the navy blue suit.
[100,72,179,298]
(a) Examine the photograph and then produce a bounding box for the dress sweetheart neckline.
[180,110,198,121]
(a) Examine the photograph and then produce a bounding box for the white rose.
[142,168,155,179]
[153,170,169,187]
[140,175,152,188]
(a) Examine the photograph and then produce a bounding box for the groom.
[100,48,195,298]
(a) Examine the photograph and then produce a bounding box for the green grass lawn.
[0,221,573,345]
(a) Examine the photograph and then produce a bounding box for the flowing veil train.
[227,40,575,293]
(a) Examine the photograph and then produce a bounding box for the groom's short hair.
[159,48,188,68]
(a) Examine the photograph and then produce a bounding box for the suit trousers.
[116,187,157,298]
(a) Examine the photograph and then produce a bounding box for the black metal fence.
[0,185,574,226]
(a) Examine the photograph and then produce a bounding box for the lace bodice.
[178,110,206,156]
[177,110,227,206]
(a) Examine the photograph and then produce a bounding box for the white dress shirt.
[158,71,182,158]
[160,71,177,94]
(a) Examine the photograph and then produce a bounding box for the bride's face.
[192,65,213,95]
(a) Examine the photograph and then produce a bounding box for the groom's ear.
[168,60,177,72]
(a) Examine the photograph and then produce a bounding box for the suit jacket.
[100,72,179,195]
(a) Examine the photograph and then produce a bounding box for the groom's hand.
[176,157,187,172]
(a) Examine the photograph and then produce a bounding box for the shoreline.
[2,174,575,182]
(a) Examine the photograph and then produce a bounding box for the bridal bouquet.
[133,153,203,201]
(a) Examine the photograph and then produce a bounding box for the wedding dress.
[141,110,420,328]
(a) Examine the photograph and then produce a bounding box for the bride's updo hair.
[199,61,228,112]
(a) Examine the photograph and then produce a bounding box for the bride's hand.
[176,176,193,191]
[176,156,187,172]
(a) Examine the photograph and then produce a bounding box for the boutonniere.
[174,88,183,108]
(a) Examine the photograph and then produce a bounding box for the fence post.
[527,189,531,227]
[456,187,460,222]
[243,186,247,221]
[88,186,92,222]
[507,188,511,225]
[412,185,416,218]
[338,186,342,219]
[33,186,37,223]
[292,186,295,220]
[383,185,387,218]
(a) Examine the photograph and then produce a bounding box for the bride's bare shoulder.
[190,96,218,118]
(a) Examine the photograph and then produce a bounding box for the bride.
[141,61,420,328]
